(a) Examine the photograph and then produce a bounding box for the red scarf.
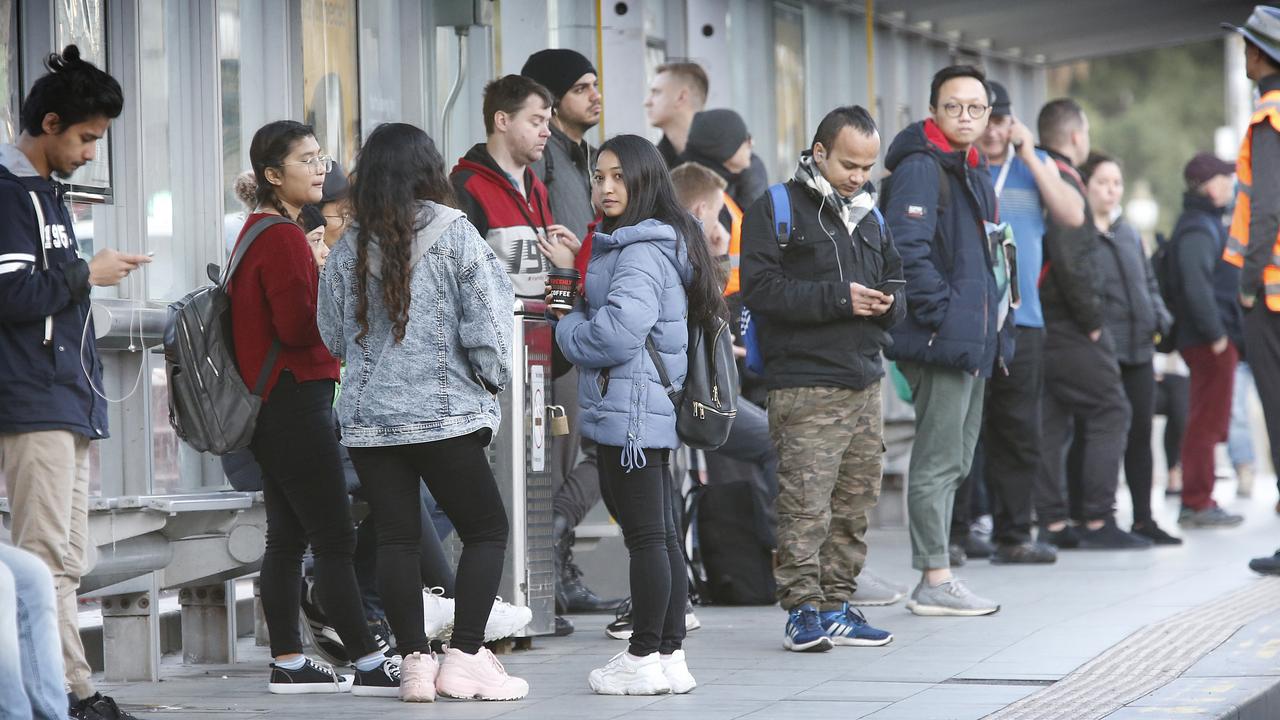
[923,118,980,168]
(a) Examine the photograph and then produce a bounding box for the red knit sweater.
[228,213,339,400]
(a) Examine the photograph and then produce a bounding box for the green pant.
[897,361,985,570]
[768,384,883,611]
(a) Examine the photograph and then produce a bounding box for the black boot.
[554,514,625,614]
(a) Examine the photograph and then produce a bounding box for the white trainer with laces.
[588,651,673,696]
[485,597,533,641]
[659,649,696,694]
[423,587,456,641]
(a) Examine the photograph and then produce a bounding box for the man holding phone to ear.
[741,105,904,653]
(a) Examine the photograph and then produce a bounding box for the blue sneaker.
[783,605,834,652]
[820,603,893,647]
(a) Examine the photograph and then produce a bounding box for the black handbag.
[646,315,739,450]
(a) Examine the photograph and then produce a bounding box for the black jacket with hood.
[0,143,107,438]
[1039,148,1105,334]
[740,157,905,392]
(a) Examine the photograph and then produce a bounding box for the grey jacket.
[531,124,596,241]
[318,202,515,447]
[1094,218,1171,365]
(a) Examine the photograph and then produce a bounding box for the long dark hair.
[249,120,315,222]
[348,123,456,343]
[597,134,727,326]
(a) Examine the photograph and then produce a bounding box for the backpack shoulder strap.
[931,157,951,215]
[870,206,887,235]
[646,335,676,399]
[220,215,293,287]
[767,183,792,249]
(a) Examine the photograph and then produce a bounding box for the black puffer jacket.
[1039,149,1104,334]
[1094,217,1171,365]
[740,178,905,392]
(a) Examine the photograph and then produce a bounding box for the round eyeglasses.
[941,102,990,119]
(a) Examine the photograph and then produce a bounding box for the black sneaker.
[1249,549,1280,575]
[300,579,349,665]
[962,531,995,559]
[991,541,1057,564]
[368,617,396,658]
[1041,525,1081,549]
[605,598,633,640]
[1077,519,1153,550]
[352,656,401,697]
[1131,521,1183,546]
[948,543,967,567]
[554,615,575,637]
[268,657,354,694]
[70,693,139,720]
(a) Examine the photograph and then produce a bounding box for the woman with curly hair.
[318,122,526,702]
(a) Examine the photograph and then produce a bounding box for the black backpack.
[647,314,739,450]
[690,480,777,605]
[164,216,290,455]
[1150,232,1179,353]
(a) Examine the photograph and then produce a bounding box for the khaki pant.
[768,384,883,611]
[1,430,94,698]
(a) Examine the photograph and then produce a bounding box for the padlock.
[547,405,570,437]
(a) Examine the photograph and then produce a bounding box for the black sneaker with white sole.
[352,656,402,697]
[605,597,701,640]
[300,579,350,665]
[268,657,354,694]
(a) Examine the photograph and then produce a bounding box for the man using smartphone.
[741,105,904,654]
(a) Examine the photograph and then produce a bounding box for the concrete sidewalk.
[99,480,1280,719]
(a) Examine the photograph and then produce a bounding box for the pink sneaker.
[435,647,529,701]
[400,651,438,702]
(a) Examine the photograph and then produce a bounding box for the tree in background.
[1051,40,1225,237]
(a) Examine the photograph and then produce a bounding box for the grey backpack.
[164,216,290,455]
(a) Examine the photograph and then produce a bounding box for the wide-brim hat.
[1223,5,1280,65]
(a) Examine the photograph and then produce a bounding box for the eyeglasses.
[322,211,351,225]
[279,155,334,174]
[941,102,990,119]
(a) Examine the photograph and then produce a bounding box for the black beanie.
[521,49,597,101]
[687,109,749,164]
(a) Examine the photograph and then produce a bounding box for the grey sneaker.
[1178,506,1245,528]
[905,578,999,617]
[850,570,908,606]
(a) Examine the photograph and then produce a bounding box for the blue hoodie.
[555,219,691,469]
[0,143,106,438]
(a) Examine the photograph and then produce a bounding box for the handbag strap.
[645,335,677,400]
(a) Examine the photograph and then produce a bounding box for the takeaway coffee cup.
[547,268,580,311]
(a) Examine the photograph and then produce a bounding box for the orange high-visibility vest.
[1225,90,1280,311]
[722,192,744,296]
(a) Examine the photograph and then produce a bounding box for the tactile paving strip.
[982,577,1280,720]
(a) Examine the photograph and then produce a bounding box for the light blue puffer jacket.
[556,219,691,470]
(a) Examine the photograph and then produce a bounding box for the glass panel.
[54,0,111,194]
[302,0,360,169]
[773,3,805,175]
[0,0,16,145]
[149,353,180,494]
[359,0,406,132]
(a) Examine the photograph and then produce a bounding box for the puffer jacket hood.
[591,218,693,286]
[364,203,465,280]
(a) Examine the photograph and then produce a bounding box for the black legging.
[1120,361,1157,525]
[1156,373,1190,472]
[348,430,509,655]
[597,445,687,657]
[251,371,377,660]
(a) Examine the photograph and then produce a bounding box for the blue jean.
[1228,362,1257,467]
[0,543,67,720]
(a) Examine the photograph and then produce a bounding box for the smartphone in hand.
[874,278,906,294]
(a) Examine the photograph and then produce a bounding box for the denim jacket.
[318,202,515,447]
[556,219,691,469]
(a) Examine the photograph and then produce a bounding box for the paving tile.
[734,700,889,720]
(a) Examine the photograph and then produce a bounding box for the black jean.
[1037,324,1131,525]
[250,371,377,659]
[959,325,1044,545]
[1120,361,1157,524]
[347,430,509,655]
[1245,304,1280,494]
[598,445,686,657]
[1155,373,1190,472]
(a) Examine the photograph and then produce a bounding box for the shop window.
[303,0,360,170]
[54,0,112,199]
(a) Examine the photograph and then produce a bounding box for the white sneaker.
[588,651,673,695]
[485,597,533,641]
[423,587,455,641]
[686,608,702,632]
[659,649,696,694]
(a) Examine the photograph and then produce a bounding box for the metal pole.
[866,0,876,117]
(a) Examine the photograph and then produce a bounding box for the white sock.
[275,655,306,670]
[354,652,385,672]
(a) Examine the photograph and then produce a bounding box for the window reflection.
[773,3,806,176]
[1,0,16,144]
[302,0,360,169]
[54,0,112,194]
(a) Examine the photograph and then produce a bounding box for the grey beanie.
[687,109,749,164]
